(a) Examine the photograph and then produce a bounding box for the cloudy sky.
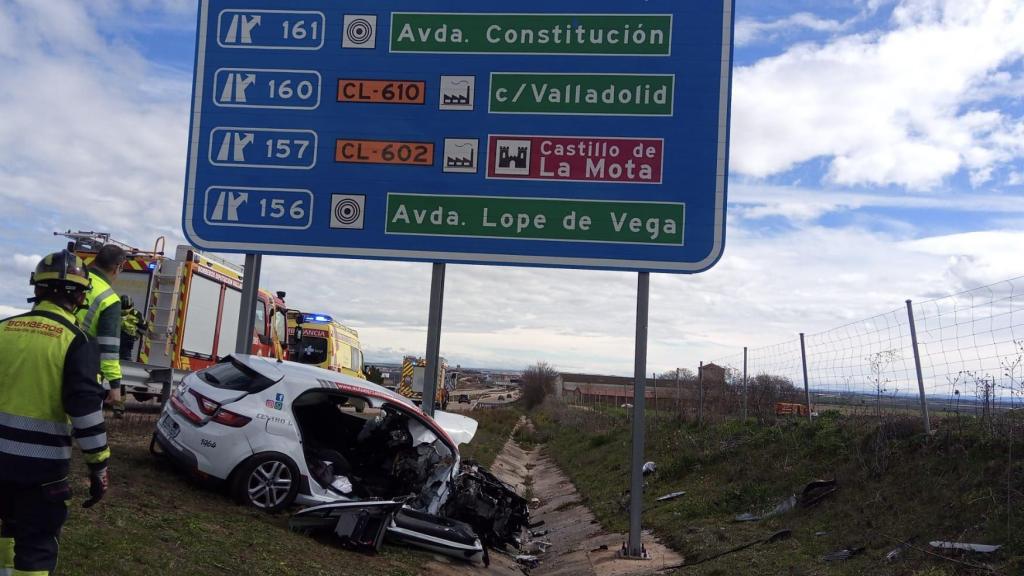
[0,0,1022,375]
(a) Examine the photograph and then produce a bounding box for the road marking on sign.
[335,139,435,166]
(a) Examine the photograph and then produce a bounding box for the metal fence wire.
[708,275,1024,425]
[557,274,1024,431]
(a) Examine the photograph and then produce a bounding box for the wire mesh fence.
[557,274,1024,431]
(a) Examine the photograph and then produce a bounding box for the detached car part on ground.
[151,355,528,564]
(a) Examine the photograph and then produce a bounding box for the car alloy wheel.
[247,460,294,509]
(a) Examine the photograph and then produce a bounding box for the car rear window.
[199,358,277,393]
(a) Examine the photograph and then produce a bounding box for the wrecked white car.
[152,355,528,563]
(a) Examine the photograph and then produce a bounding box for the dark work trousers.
[120,332,137,361]
[0,479,71,573]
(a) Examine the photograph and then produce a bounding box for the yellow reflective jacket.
[0,301,110,485]
[76,269,123,383]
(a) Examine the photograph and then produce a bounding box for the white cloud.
[735,13,845,46]
[0,1,191,249]
[0,305,28,318]
[730,183,1024,222]
[12,254,41,273]
[732,0,1024,189]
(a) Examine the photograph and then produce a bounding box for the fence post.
[800,333,812,422]
[653,371,658,413]
[675,368,681,418]
[906,300,932,436]
[743,347,748,420]
[698,361,705,425]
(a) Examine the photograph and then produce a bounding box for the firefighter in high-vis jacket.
[76,244,126,418]
[0,250,110,576]
[119,295,146,361]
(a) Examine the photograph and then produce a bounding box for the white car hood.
[431,411,479,446]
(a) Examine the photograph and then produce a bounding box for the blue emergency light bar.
[303,314,333,324]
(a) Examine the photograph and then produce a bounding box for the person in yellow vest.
[76,245,126,418]
[118,295,146,361]
[0,250,111,576]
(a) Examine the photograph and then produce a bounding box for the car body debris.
[657,491,686,502]
[515,554,540,569]
[929,541,1002,553]
[821,546,865,562]
[643,461,657,476]
[734,479,837,522]
[663,529,792,570]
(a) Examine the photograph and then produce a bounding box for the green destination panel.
[490,73,674,116]
[386,194,684,245]
[390,13,672,55]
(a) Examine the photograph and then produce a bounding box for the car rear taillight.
[190,389,221,415]
[170,395,202,424]
[189,389,251,428]
[212,409,251,428]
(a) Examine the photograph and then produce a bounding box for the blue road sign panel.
[183,0,736,273]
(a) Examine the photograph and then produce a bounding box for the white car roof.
[232,354,417,409]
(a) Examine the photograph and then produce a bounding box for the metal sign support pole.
[628,272,650,558]
[236,253,262,355]
[423,263,446,417]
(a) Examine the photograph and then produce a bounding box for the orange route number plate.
[337,79,425,105]
[335,140,435,166]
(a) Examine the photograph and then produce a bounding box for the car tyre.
[231,453,300,513]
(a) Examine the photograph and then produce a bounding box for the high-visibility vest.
[0,301,110,485]
[76,270,123,382]
[121,308,144,338]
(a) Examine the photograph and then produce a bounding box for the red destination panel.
[487,135,664,184]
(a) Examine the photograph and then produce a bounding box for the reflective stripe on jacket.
[76,269,122,383]
[0,301,110,485]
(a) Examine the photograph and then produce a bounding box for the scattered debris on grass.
[665,529,793,569]
[929,541,1002,554]
[734,479,837,522]
[821,546,865,562]
[657,491,686,502]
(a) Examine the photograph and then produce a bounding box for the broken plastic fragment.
[821,547,864,562]
[929,541,1002,553]
[657,491,686,502]
[330,475,353,495]
[643,461,657,476]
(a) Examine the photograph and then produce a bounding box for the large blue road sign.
[184,0,735,273]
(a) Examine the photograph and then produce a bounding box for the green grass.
[58,415,424,576]
[534,402,1024,576]
[458,408,522,467]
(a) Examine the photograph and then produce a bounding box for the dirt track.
[423,419,681,576]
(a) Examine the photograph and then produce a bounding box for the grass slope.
[533,403,1023,576]
[457,408,521,468]
[59,416,421,576]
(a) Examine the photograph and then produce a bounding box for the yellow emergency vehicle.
[288,312,365,379]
